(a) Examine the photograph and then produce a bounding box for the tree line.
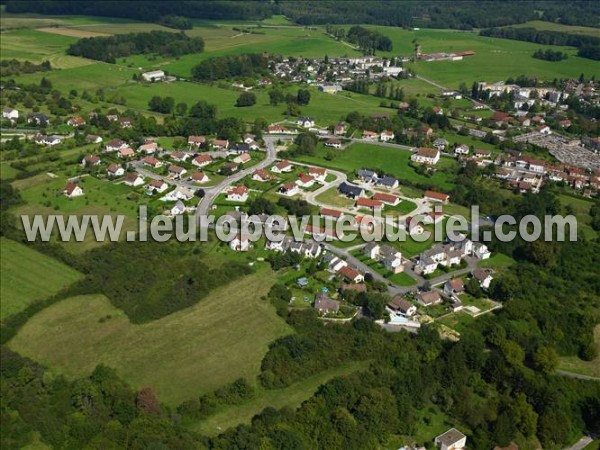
[67,31,205,63]
[344,26,392,54]
[532,49,568,61]
[191,54,269,82]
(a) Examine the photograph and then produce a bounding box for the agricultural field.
[0,237,83,318]
[9,266,292,406]
[363,26,600,88]
[509,20,600,37]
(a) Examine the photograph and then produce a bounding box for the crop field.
[36,26,110,38]
[290,142,458,191]
[9,267,292,406]
[0,237,83,319]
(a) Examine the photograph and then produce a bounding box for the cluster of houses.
[361,129,396,143]
[269,55,407,86]
[415,234,490,275]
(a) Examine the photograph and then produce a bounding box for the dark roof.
[233,143,250,152]
[357,169,378,179]
[377,175,397,187]
[338,182,363,198]
[314,293,339,313]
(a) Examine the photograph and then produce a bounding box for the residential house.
[81,154,101,167]
[424,190,450,203]
[168,165,187,179]
[67,116,86,127]
[34,134,62,146]
[138,142,158,154]
[85,134,102,144]
[380,129,395,142]
[252,169,272,182]
[474,149,492,159]
[537,125,551,135]
[296,173,315,188]
[272,160,293,173]
[28,113,49,126]
[143,156,163,168]
[105,139,128,153]
[162,186,194,202]
[231,143,250,154]
[243,134,256,144]
[227,185,249,202]
[229,233,250,251]
[321,208,342,220]
[434,428,466,450]
[141,70,165,82]
[411,148,440,165]
[319,85,342,94]
[387,296,417,317]
[338,266,364,284]
[356,197,384,211]
[417,290,442,306]
[170,200,186,216]
[363,242,381,260]
[278,182,299,196]
[2,107,18,121]
[444,278,465,296]
[325,138,342,149]
[188,135,206,148]
[377,175,399,189]
[406,216,425,235]
[233,153,252,164]
[221,162,239,174]
[118,147,135,159]
[334,123,346,135]
[192,154,212,168]
[338,182,365,199]
[362,130,378,141]
[107,163,125,177]
[169,151,189,163]
[373,192,399,206]
[321,253,347,272]
[308,166,327,182]
[418,125,433,137]
[379,245,403,273]
[123,172,145,187]
[314,293,340,314]
[266,124,292,134]
[297,117,315,128]
[357,169,378,183]
[454,144,470,155]
[63,182,84,198]
[434,138,449,151]
[472,268,493,289]
[211,139,229,150]
[148,179,168,193]
[119,118,133,129]
[189,172,210,184]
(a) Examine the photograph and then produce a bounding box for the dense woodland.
[191,54,270,82]
[532,49,568,62]
[67,31,205,64]
[7,1,600,29]
[345,26,393,54]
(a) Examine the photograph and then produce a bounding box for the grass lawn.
[0,163,21,180]
[558,325,600,379]
[0,237,83,319]
[290,143,458,192]
[558,193,597,239]
[436,311,475,334]
[477,253,515,272]
[389,271,418,287]
[190,360,370,436]
[9,267,292,406]
[314,186,355,208]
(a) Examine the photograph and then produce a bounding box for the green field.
[9,267,292,405]
[191,361,369,436]
[509,20,600,37]
[558,325,600,379]
[290,143,458,191]
[361,26,600,88]
[0,237,83,318]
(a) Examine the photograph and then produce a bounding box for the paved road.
[565,436,595,450]
[196,136,278,217]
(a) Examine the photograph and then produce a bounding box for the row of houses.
[416,235,491,275]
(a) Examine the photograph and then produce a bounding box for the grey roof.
[357,169,378,180]
[377,175,397,187]
[314,293,339,313]
[338,182,363,198]
[435,428,466,447]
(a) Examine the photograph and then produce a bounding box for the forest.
[67,31,205,63]
[532,49,568,62]
[345,26,393,54]
[7,1,600,29]
[191,54,270,82]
